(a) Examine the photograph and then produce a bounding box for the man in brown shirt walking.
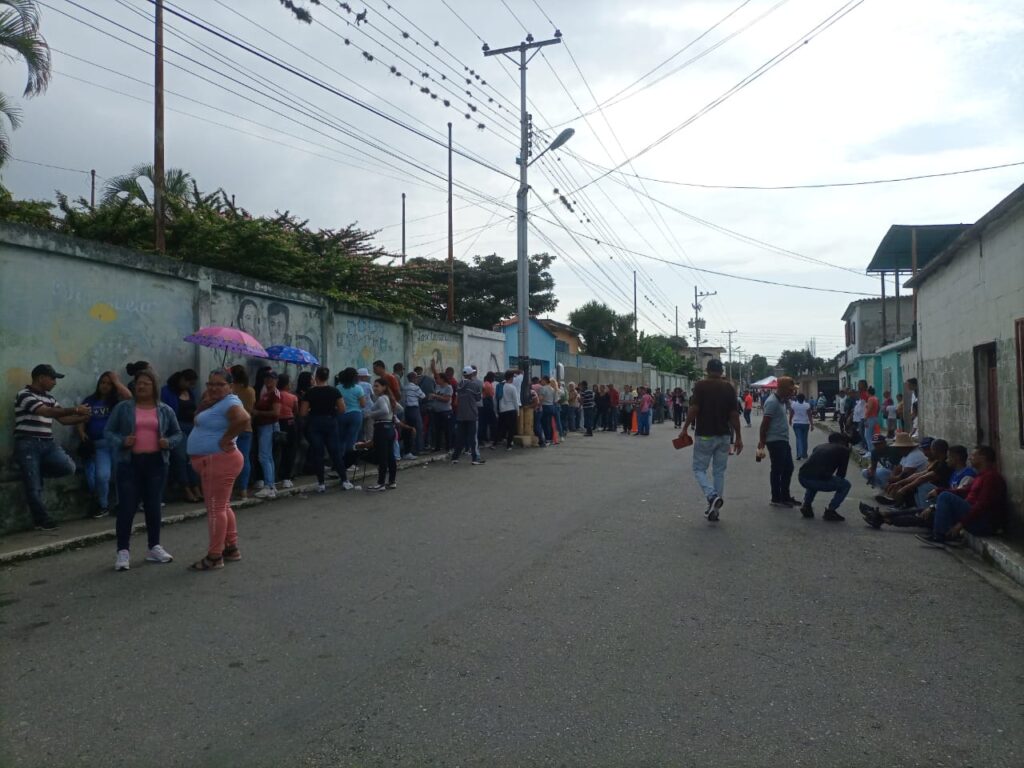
[681,359,742,521]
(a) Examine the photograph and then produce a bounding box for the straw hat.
[891,432,918,448]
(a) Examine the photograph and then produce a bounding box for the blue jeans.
[256,424,276,487]
[638,411,651,435]
[863,416,878,451]
[862,465,892,489]
[541,404,557,443]
[235,431,253,491]
[692,434,731,501]
[452,419,480,461]
[583,407,595,434]
[15,437,76,525]
[308,414,346,486]
[793,423,810,459]
[934,491,993,540]
[115,452,167,550]
[799,474,851,510]
[337,410,364,455]
[85,438,116,509]
[403,406,422,454]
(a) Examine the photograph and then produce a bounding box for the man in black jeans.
[759,376,798,507]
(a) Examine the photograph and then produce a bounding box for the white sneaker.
[402,453,416,461]
[114,549,130,571]
[254,480,265,491]
[282,479,294,489]
[341,481,355,491]
[145,544,173,563]
[254,487,277,499]
[365,484,386,492]
[316,483,327,494]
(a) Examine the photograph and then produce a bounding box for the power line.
[8,156,92,175]
[563,0,867,196]
[582,159,1024,190]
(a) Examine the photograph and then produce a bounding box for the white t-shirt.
[790,401,812,425]
[900,448,928,473]
[853,398,866,421]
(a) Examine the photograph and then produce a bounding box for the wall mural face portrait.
[267,302,291,348]
[217,293,321,363]
[237,299,261,338]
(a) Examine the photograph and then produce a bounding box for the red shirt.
[865,395,880,419]
[953,468,1008,528]
[278,390,298,421]
[382,372,400,401]
[608,387,620,407]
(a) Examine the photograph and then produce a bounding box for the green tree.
[102,163,194,208]
[749,354,770,380]
[406,252,557,327]
[777,349,826,377]
[568,301,623,358]
[0,0,51,165]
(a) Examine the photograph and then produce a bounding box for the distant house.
[840,297,913,393]
[683,345,727,371]
[495,316,559,376]
[905,182,1024,530]
[536,318,583,355]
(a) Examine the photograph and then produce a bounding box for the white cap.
[357,367,370,377]
[463,365,476,375]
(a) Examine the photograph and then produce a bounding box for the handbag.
[672,432,693,450]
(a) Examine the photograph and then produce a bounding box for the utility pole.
[485,34,563,406]
[447,122,454,322]
[633,270,638,360]
[90,169,96,209]
[675,305,679,339]
[725,329,738,381]
[401,192,406,266]
[688,286,716,369]
[154,0,166,253]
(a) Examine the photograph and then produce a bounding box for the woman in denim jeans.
[104,368,182,572]
[335,367,366,456]
[78,371,131,518]
[161,369,202,502]
[229,365,256,500]
[251,370,281,499]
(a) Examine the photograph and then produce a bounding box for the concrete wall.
[462,326,506,375]
[846,297,913,359]
[916,202,1024,531]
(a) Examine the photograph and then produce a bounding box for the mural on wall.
[0,252,196,458]
[212,291,324,363]
[333,313,404,371]
[412,328,462,374]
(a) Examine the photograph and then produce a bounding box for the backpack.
[496,381,505,403]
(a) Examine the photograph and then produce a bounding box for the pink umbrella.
[184,326,269,359]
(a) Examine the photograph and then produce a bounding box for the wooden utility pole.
[401,192,407,266]
[633,271,638,360]
[447,122,454,322]
[90,169,96,209]
[154,0,166,253]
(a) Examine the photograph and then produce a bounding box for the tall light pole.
[154,0,166,253]
[485,35,570,403]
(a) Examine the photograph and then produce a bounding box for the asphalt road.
[2,416,1022,768]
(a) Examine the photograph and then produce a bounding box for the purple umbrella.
[184,326,269,360]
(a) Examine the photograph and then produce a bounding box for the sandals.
[222,546,242,562]
[188,555,224,571]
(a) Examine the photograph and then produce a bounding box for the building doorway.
[974,342,999,453]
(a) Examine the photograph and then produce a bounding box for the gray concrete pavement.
[2,418,1022,767]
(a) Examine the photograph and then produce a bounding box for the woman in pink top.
[104,368,183,572]
[637,387,654,436]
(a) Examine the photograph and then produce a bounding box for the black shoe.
[915,533,946,548]
[859,501,877,518]
[34,519,59,532]
[823,508,845,522]
[874,494,896,506]
[783,497,801,507]
[799,504,814,519]
[91,507,110,520]
[471,459,486,465]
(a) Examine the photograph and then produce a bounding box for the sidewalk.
[0,449,455,565]
[814,420,1024,591]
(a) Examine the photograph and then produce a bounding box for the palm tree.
[0,0,51,165]
[102,164,194,208]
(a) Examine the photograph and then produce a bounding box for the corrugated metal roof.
[866,223,971,273]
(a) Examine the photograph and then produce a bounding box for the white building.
[905,182,1024,531]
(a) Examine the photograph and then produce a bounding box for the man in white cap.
[451,365,485,465]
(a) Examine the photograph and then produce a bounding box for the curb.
[0,450,455,566]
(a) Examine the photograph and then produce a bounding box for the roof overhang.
[866,224,971,273]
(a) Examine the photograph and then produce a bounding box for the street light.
[515,127,574,399]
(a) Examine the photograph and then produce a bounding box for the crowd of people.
[13,356,1008,572]
[13,359,682,572]
[679,360,1008,547]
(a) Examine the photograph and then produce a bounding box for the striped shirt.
[580,389,596,409]
[14,387,59,439]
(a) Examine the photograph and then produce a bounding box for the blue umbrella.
[264,345,320,366]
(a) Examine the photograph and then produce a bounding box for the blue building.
[496,317,558,376]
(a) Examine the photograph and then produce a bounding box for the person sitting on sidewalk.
[14,364,92,531]
[916,445,1008,547]
[797,432,851,521]
[874,438,949,509]
[862,432,927,490]
[860,444,975,530]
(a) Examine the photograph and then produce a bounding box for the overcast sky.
[4,0,1023,362]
